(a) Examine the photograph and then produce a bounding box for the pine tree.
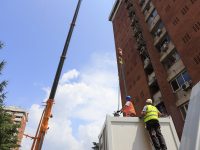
[0,41,20,150]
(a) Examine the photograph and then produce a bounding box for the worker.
[120,96,136,117]
[141,99,167,150]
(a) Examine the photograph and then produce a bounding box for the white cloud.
[60,69,79,84]
[21,52,119,150]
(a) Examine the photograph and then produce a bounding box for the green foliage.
[0,113,20,150]
[0,42,20,149]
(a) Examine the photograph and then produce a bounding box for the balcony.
[153,91,162,106]
[149,15,160,32]
[145,4,155,21]
[167,59,185,81]
[160,42,175,62]
[154,27,167,46]
[142,0,150,12]
[148,72,156,85]
[175,89,191,106]
[144,58,150,68]
[14,118,22,122]
[15,113,24,118]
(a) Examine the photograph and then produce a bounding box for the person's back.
[120,96,136,117]
[123,100,136,116]
[141,99,167,150]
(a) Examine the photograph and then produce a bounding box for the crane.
[30,0,82,149]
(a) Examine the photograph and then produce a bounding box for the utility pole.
[31,0,82,149]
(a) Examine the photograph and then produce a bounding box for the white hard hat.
[146,99,152,104]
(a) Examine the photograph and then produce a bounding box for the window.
[152,21,164,37]
[156,35,171,52]
[192,21,200,32]
[15,116,22,119]
[181,5,189,15]
[143,1,151,15]
[179,102,189,120]
[170,71,192,92]
[193,52,200,64]
[182,71,191,82]
[163,51,180,70]
[171,79,179,91]
[182,33,191,44]
[151,9,158,18]
[147,16,154,26]
[146,9,158,26]
[156,102,168,115]
[172,17,180,26]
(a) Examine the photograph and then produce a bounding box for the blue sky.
[1,0,119,149]
[1,0,116,107]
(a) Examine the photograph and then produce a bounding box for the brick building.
[4,106,28,149]
[109,0,200,138]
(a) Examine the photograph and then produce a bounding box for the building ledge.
[154,27,167,46]
[160,42,175,62]
[149,15,160,32]
[145,4,154,21]
[167,60,185,81]
[175,89,191,106]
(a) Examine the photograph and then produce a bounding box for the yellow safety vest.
[144,105,159,123]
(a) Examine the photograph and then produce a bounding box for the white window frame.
[179,102,189,120]
[170,70,191,92]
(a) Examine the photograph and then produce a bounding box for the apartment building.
[4,106,28,149]
[109,0,200,138]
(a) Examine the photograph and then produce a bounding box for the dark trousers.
[146,120,167,150]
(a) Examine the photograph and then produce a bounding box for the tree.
[0,41,20,150]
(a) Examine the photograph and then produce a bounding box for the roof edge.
[109,0,122,21]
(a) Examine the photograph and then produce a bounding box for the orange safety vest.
[123,102,136,116]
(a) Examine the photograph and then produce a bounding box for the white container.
[99,116,179,150]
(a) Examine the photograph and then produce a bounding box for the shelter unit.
[99,116,179,150]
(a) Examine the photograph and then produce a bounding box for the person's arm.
[141,111,146,116]
[141,106,147,117]
[158,111,162,117]
[158,111,166,117]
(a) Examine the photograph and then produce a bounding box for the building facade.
[4,106,28,149]
[109,0,200,138]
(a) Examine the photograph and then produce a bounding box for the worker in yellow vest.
[141,99,167,150]
[120,96,136,117]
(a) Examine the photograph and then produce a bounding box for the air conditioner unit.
[161,42,169,52]
[156,28,162,36]
[182,81,192,91]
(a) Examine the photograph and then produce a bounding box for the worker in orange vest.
[120,96,136,117]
